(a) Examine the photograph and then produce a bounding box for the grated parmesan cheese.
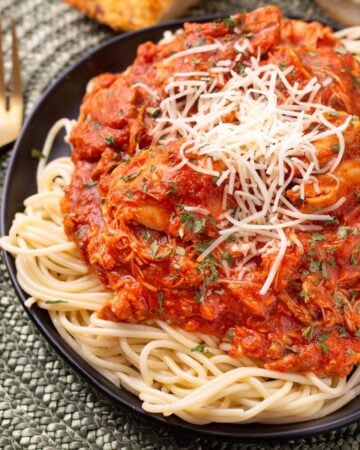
[151,46,352,294]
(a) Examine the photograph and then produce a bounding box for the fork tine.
[10,20,22,104]
[0,20,6,110]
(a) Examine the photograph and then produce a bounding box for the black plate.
[1,15,358,442]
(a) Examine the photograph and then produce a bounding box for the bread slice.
[65,0,199,31]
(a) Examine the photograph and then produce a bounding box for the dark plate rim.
[1,13,357,443]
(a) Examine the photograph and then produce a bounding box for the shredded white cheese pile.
[151,45,352,295]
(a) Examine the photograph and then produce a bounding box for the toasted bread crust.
[65,0,199,31]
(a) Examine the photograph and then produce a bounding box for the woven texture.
[0,1,359,448]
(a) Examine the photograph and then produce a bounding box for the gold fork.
[0,21,23,148]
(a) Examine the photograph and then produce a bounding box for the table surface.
[0,1,359,449]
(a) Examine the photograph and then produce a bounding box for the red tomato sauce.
[62,6,360,377]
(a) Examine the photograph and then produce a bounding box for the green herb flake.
[198,257,219,284]
[85,180,98,189]
[338,326,346,337]
[350,290,358,301]
[350,254,358,266]
[150,240,159,258]
[236,63,245,74]
[331,144,340,153]
[347,348,354,356]
[300,289,310,302]
[325,217,339,225]
[329,111,340,117]
[150,165,157,173]
[195,287,205,303]
[279,61,287,71]
[190,343,213,357]
[121,170,141,183]
[146,107,161,118]
[45,300,68,304]
[193,218,206,234]
[226,327,235,341]
[329,257,336,266]
[166,182,178,196]
[125,190,134,199]
[337,226,353,239]
[333,292,347,310]
[176,247,186,256]
[104,136,115,146]
[321,262,329,280]
[215,17,236,28]
[31,148,45,160]
[317,332,330,354]
[310,259,321,273]
[221,250,234,264]
[310,233,325,244]
[141,183,148,193]
[303,324,314,340]
[141,230,151,242]
[157,291,164,314]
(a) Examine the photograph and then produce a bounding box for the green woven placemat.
[0,1,359,448]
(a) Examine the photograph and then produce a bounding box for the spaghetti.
[2,9,360,424]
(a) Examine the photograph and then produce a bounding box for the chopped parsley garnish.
[195,286,205,303]
[337,226,353,239]
[166,182,178,196]
[226,328,235,341]
[193,218,206,234]
[45,300,68,304]
[221,250,234,264]
[85,180,98,189]
[329,111,340,117]
[329,257,336,266]
[150,240,159,258]
[333,292,347,310]
[302,324,314,340]
[279,61,287,71]
[300,289,310,302]
[157,292,164,313]
[334,47,349,55]
[310,233,325,244]
[317,332,330,354]
[198,256,219,284]
[331,144,340,153]
[321,262,329,280]
[310,259,321,273]
[104,136,115,146]
[141,230,151,241]
[215,17,236,28]
[125,190,134,199]
[175,247,186,256]
[191,343,213,357]
[325,217,339,225]
[236,63,245,74]
[338,326,346,337]
[350,254,358,266]
[31,148,45,160]
[208,215,216,227]
[146,107,161,118]
[150,165,157,173]
[121,170,140,183]
[180,209,206,235]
